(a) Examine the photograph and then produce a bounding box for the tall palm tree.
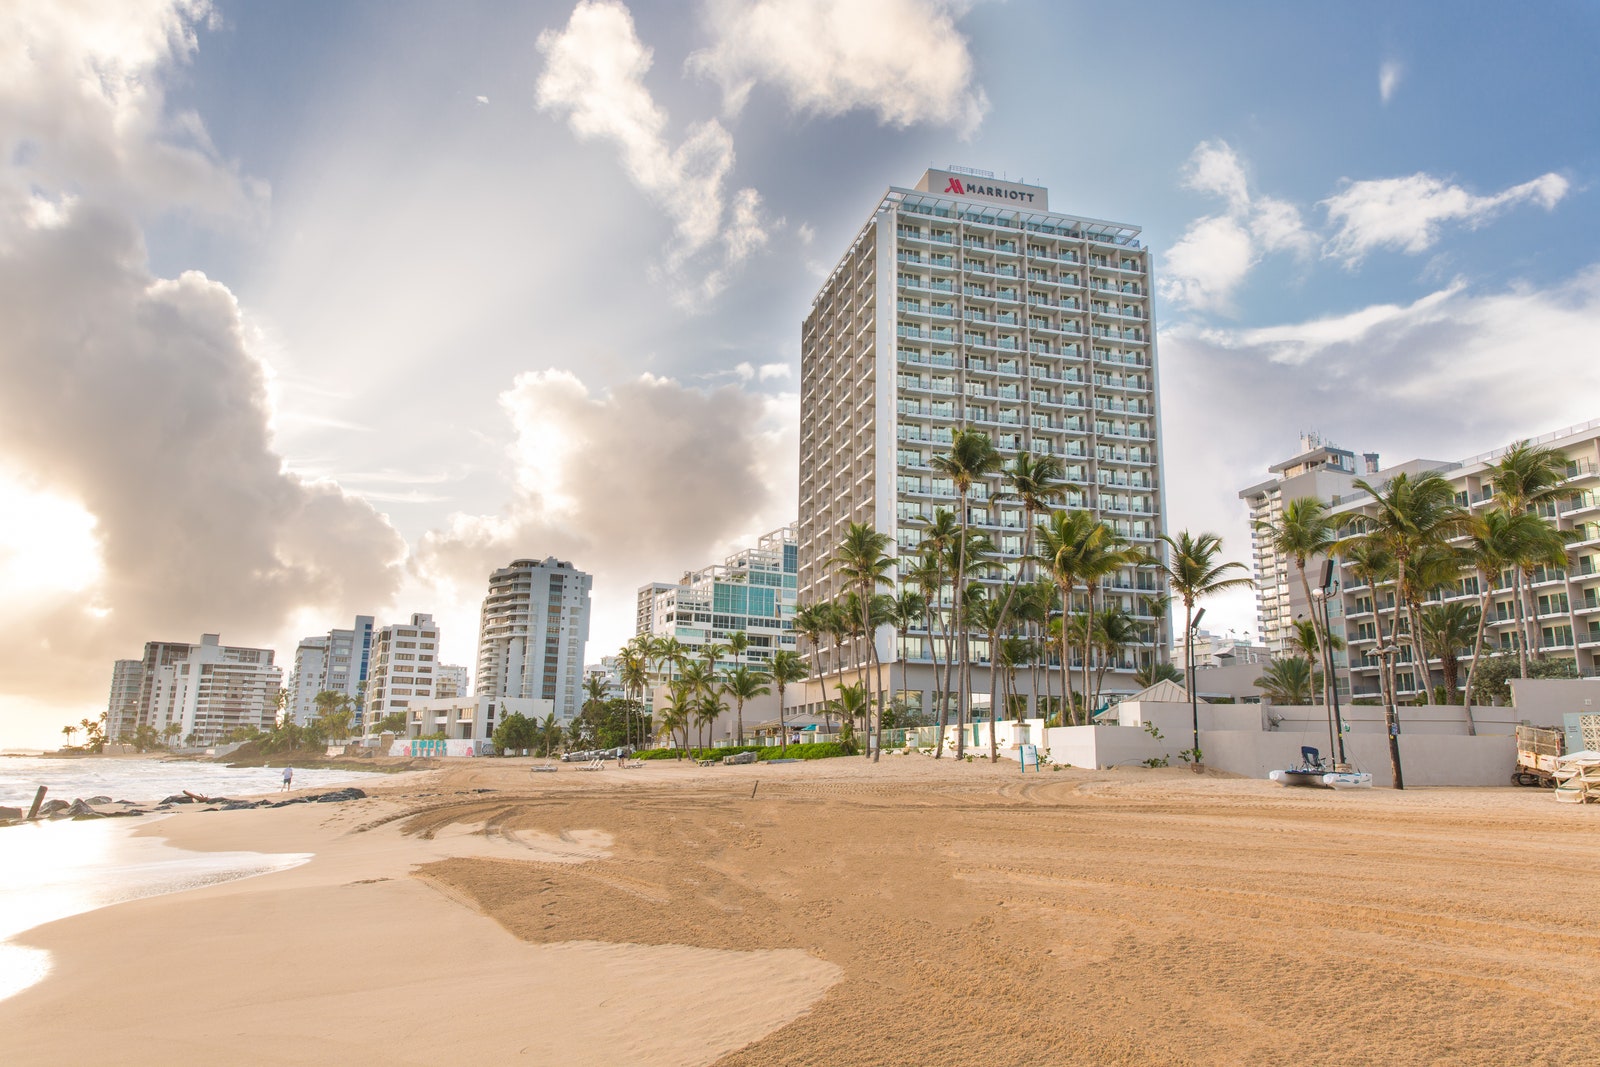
[1134,661,1183,688]
[1417,602,1480,706]
[1091,607,1141,709]
[1003,453,1063,718]
[1459,508,1569,733]
[680,660,717,749]
[1255,658,1314,705]
[1036,509,1102,724]
[1254,496,1338,706]
[1340,472,1468,705]
[888,587,927,740]
[929,428,1003,748]
[619,643,650,748]
[722,665,769,746]
[694,691,726,752]
[1155,530,1253,759]
[661,683,694,752]
[829,682,870,751]
[829,522,897,762]
[61,724,76,748]
[1488,439,1570,674]
[914,507,961,750]
[967,588,1008,761]
[651,635,688,693]
[791,602,828,718]
[728,630,749,671]
[768,649,810,751]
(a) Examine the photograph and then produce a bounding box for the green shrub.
[758,741,851,761]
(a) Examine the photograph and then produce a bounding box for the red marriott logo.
[940,175,1037,204]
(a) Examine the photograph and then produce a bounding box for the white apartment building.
[636,524,798,681]
[287,615,374,725]
[144,634,282,745]
[475,558,592,723]
[1239,435,1381,663]
[797,167,1168,716]
[106,659,143,739]
[1330,420,1600,700]
[436,664,470,699]
[363,613,441,730]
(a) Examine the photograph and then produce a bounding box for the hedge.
[635,742,854,762]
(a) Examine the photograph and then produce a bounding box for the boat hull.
[1269,769,1328,788]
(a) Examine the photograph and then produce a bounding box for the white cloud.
[0,0,266,226]
[416,370,796,656]
[757,362,791,381]
[536,0,769,304]
[475,94,489,105]
[1379,60,1402,104]
[691,0,987,133]
[1159,141,1313,312]
[1322,171,1569,265]
[1159,266,1600,642]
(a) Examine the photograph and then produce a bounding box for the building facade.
[106,659,144,739]
[635,524,799,682]
[143,634,282,745]
[362,613,442,730]
[797,167,1168,715]
[287,615,374,725]
[1239,434,1381,659]
[475,558,592,722]
[1330,421,1600,700]
[435,664,470,699]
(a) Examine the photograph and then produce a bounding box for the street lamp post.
[1374,642,1405,789]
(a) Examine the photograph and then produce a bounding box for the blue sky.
[2,0,1597,746]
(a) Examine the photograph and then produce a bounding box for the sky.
[2,0,1598,748]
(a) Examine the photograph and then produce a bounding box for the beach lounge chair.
[577,759,605,771]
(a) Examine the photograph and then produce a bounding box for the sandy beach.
[2,755,1596,1065]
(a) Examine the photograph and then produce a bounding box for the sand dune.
[2,756,1596,1065]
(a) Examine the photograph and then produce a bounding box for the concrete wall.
[1032,699,1518,785]
[1508,678,1600,726]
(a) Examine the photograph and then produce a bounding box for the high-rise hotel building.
[475,557,593,721]
[798,168,1167,711]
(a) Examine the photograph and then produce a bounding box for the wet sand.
[2,756,1596,1065]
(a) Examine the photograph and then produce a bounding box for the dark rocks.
[67,799,106,819]
[39,798,70,815]
[85,795,113,805]
[160,794,198,805]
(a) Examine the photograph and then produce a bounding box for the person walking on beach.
[281,765,293,792]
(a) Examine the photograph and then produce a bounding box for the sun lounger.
[624,759,644,768]
[529,765,557,773]
[697,758,717,767]
[577,759,605,771]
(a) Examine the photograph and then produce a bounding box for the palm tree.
[913,507,961,750]
[660,683,694,752]
[930,428,1003,749]
[619,642,650,748]
[1155,530,1253,760]
[722,665,769,746]
[1488,439,1570,674]
[162,722,182,749]
[728,630,749,671]
[1091,607,1141,709]
[888,587,927,740]
[829,682,870,752]
[61,724,77,748]
[768,649,810,751]
[1340,472,1468,705]
[1255,658,1314,705]
[1254,496,1338,706]
[1036,510,1101,724]
[967,588,1008,761]
[1459,508,1568,733]
[1003,453,1063,718]
[679,660,717,749]
[651,635,688,692]
[829,522,896,761]
[1134,661,1183,688]
[1417,602,1480,705]
[791,602,829,718]
[695,690,727,752]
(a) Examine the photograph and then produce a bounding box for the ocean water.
[0,756,380,809]
[0,817,311,1001]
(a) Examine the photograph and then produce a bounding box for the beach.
[1,756,1596,1065]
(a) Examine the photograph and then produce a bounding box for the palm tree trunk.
[1059,582,1076,728]
[1515,567,1534,677]
[1460,581,1494,735]
[1406,592,1434,705]
[1297,558,1331,708]
[1081,585,1098,721]
[954,512,969,759]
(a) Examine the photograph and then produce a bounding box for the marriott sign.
[913,169,1049,211]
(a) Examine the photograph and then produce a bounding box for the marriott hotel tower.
[797,168,1168,711]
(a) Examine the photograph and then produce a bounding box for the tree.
[967,588,1008,761]
[1417,602,1479,704]
[680,661,718,749]
[1037,511,1143,725]
[829,522,896,761]
[313,690,356,739]
[1459,508,1566,734]
[540,712,561,757]
[1134,661,1183,688]
[695,690,727,751]
[1091,607,1141,708]
[162,722,182,749]
[374,711,409,734]
[1340,472,1468,706]
[929,428,1002,753]
[492,712,538,755]
[912,507,962,753]
[829,682,869,753]
[1471,652,1578,707]
[659,683,695,752]
[1488,439,1570,675]
[619,641,651,748]
[791,603,829,723]
[722,665,769,746]
[1254,657,1315,705]
[1154,530,1252,761]
[728,630,749,672]
[1255,497,1338,707]
[1004,453,1064,718]
[61,724,77,748]
[768,649,809,751]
